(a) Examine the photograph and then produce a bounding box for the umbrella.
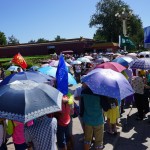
[41,63,50,67]
[81,68,134,100]
[0,80,63,123]
[77,57,91,63]
[130,58,150,70]
[29,66,39,71]
[84,56,93,60]
[71,60,82,65]
[38,66,77,85]
[138,51,150,57]
[49,60,70,67]
[7,66,23,72]
[112,57,129,67]
[94,57,110,63]
[95,62,126,72]
[0,71,53,86]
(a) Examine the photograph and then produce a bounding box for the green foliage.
[8,35,19,45]
[36,38,49,43]
[0,55,52,70]
[0,31,7,45]
[54,35,66,41]
[89,0,144,49]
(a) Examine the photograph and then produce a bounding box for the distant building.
[0,37,119,57]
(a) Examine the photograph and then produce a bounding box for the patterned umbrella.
[81,68,134,100]
[0,80,63,123]
[130,58,150,70]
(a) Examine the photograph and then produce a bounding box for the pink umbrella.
[95,62,126,72]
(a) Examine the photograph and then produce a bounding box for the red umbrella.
[95,62,126,72]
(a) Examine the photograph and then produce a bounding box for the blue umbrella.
[112,57,129,67]
[0,80,63,123]
[130,58,150,70]
[38,66,77,85]
[81,68,134,100]
[0,71,53,86]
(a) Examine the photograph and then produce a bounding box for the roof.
[91,42,119,49]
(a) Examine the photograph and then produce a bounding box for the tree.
[54,35,65,41]
[89,0,143,48]
[36,38,49,43]
[0,31,7,46]
[8,35,19,45]
[28,40,36,44]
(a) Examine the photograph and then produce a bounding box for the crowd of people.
[0,51,150,150]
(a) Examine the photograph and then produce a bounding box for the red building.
[0,38,119,58]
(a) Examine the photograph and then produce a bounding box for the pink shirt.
[12,121,25,144]
[58,103,71,126]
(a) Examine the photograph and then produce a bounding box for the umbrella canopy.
[81,68,134,100]
[0,80,63,123]
[138,51,150,57]
[7,66,23,72]
[95,62,126,72]
[84,56,93,60]
[112,57,129,67]
[49,60,70,67]
[94,57,110,64]
[29,66,39,71]
[130,58,150,70]
[0,71,53,86]
[71,60,82,65]
[77,57,91,63]
[38,66,77,85]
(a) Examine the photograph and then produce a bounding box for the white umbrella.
[77,57,91,63]
[138,51,150,57]
[7,66,23,72]
[71,60,82,65]
[49,60,70,67]
[84,56,93,60]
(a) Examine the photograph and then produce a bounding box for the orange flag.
[12,53,27,69]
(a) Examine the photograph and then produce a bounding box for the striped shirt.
[25,116,57,150]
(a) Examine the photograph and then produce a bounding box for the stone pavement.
[6,84,150,149]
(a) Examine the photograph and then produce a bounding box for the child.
[104,97,120,134]
[55,95,72,150]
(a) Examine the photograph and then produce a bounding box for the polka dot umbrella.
[81,68,134,100]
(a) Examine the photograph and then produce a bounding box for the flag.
[119,35,136,48]
[11,53,27,69]
[56,55,68,95]
[144,26,150,48]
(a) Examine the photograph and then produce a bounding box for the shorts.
[14,143,28,150]
[84,124,104,148]
[57,124,70,148]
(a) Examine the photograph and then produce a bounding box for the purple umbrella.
[81,68,134,100]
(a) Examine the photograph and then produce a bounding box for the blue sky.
[0,0,149,43]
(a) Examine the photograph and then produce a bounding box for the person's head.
[17,67,21,72]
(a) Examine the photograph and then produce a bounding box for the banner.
[119,35,135,48]
[144,26,150,48]
[11,53,27,69]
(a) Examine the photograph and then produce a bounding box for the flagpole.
[123,19,127,51]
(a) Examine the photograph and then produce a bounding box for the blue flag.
[56,55,68,95]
